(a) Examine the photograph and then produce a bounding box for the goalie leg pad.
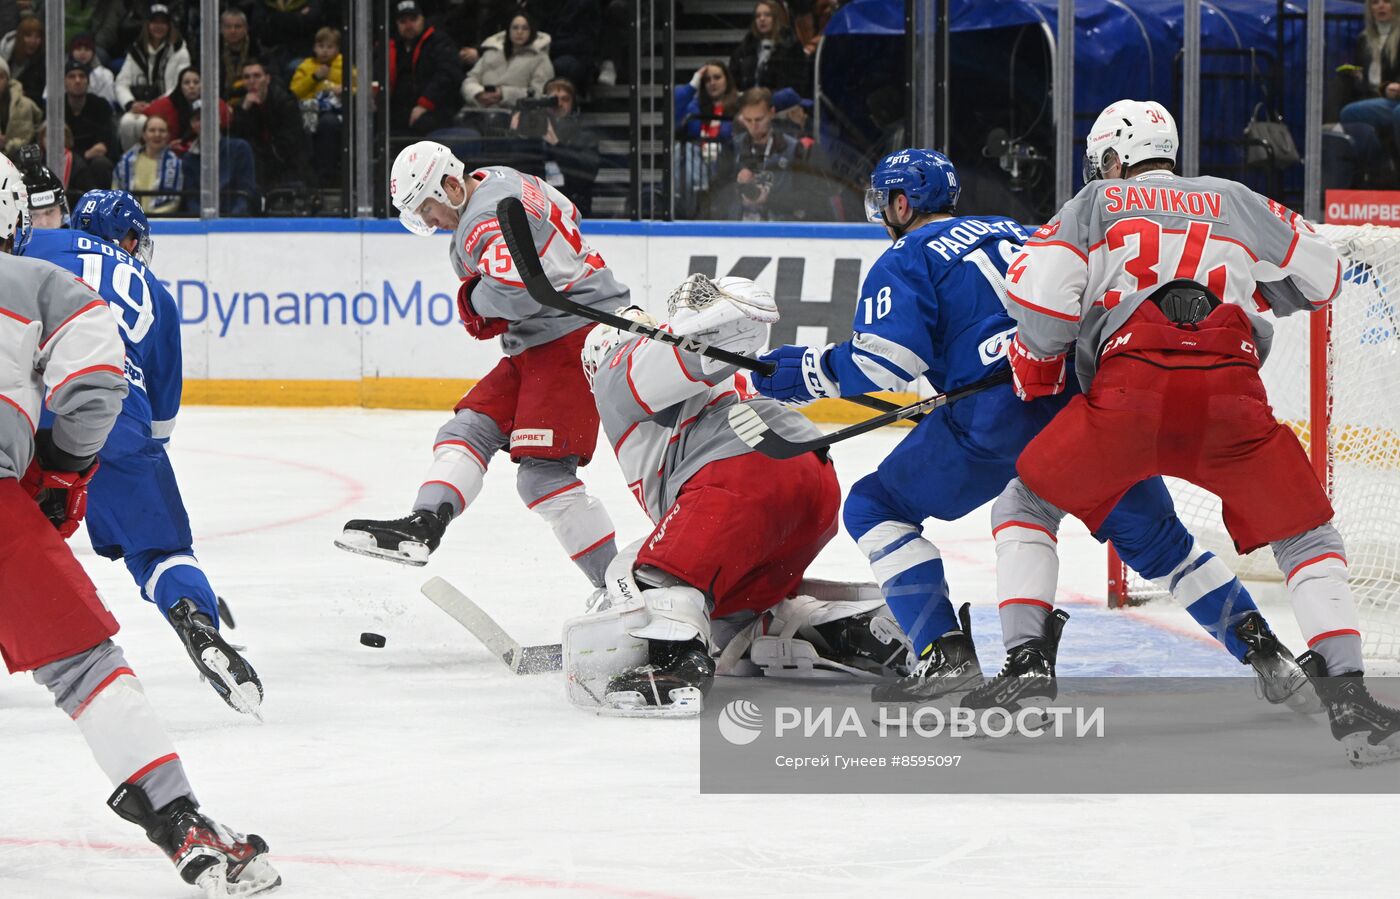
[717,593,908,680]
[627,585,711,644]
[1273,525,1363,675]
[562,606,650,711]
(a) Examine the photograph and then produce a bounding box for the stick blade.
[421,576,523,670]
[727,403,808,460]
[496,196,545,280]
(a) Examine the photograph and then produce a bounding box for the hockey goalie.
[565,275,911,716]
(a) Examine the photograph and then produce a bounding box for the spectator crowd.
[0,0,845,220]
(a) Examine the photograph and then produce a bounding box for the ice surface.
[2,408,1395,897]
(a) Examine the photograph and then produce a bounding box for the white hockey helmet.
[1083,99,1179,181]
[0,155,33,254]
[390,140,466,235]
[580,323,625,389]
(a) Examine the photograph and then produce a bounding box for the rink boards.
[152,218,914,422]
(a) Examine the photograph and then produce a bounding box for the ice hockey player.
[16,144,70,229]
[567,275,909,715]
[337,143,619,592]
[750,148,1306,707]
[0,158,280,896]
[989,98,1399,764]
[22,190,264,718]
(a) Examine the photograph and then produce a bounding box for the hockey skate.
[808,609,913,677]
[170,599,264,719]
[335,504,449,566]
[871,602,983,703]
[602,638,715,718]
[1298,651,1400,767]
[1234,612,1319,713]
[109,782,281,898]
[961,609,1070,720]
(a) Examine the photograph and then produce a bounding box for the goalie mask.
[581,323,625,389]
[390,141,466,235]
[1084,99,1178,182]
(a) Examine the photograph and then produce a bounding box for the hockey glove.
[1007,335,1067,401]
[457,277,509,340]
[752,344,840,406]
[21,429,99,539]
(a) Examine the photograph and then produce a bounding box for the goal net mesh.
[1113,224,1400,661]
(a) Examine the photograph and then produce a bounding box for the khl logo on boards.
[718,699,764,746]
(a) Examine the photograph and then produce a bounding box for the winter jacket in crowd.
[461,30,555,109]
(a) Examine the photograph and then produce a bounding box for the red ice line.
[190,448,369,540]
[0,836,690,899]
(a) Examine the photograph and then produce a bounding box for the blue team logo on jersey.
[979,326,1018,366]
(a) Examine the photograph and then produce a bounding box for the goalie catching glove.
[22,429,99,539]
[1007,334,1066,401]
[667,274,778,374]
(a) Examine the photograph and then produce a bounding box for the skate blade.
[598,686,704,719]
[1343,733,1400,768]
[870,670,985,704]
[333,532,430,566]
[201,647,265,722]
[195,858,282,898]
[955,695,1053,740]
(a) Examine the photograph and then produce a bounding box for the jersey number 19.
[80,253,155,343]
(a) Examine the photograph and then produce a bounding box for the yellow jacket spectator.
[291,27,344,102]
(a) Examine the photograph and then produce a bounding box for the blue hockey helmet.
[865,148,961,225]
[73,189,153,264]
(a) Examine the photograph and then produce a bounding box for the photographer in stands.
[710,87,800,221]
[506,77,600,215]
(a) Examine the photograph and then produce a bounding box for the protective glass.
[864,188,889,223]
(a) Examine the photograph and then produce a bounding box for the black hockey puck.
[360,632,386,648]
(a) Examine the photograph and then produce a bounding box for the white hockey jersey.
[592,333,820,521]
[1005,170,1342,388]
[450,166,630,355]
[0,254,127,479]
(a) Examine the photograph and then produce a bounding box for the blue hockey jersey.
[25,229,182,448]
[826,216,1031,395]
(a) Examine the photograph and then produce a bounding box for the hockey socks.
[1149,545,1260,662]
[856,521,956,657]
[137,552,221,624]
[33,641,195,810]
[993,520,1058,649]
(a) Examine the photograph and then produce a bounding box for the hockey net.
[1108,223,1400,661]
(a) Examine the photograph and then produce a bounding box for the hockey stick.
[494,196,920,421]
[421,577,562,675]
[728,369,1013,459]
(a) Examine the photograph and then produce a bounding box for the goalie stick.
[494,196,921,421]
[729,369,1013,459]
[421,577,562,675]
